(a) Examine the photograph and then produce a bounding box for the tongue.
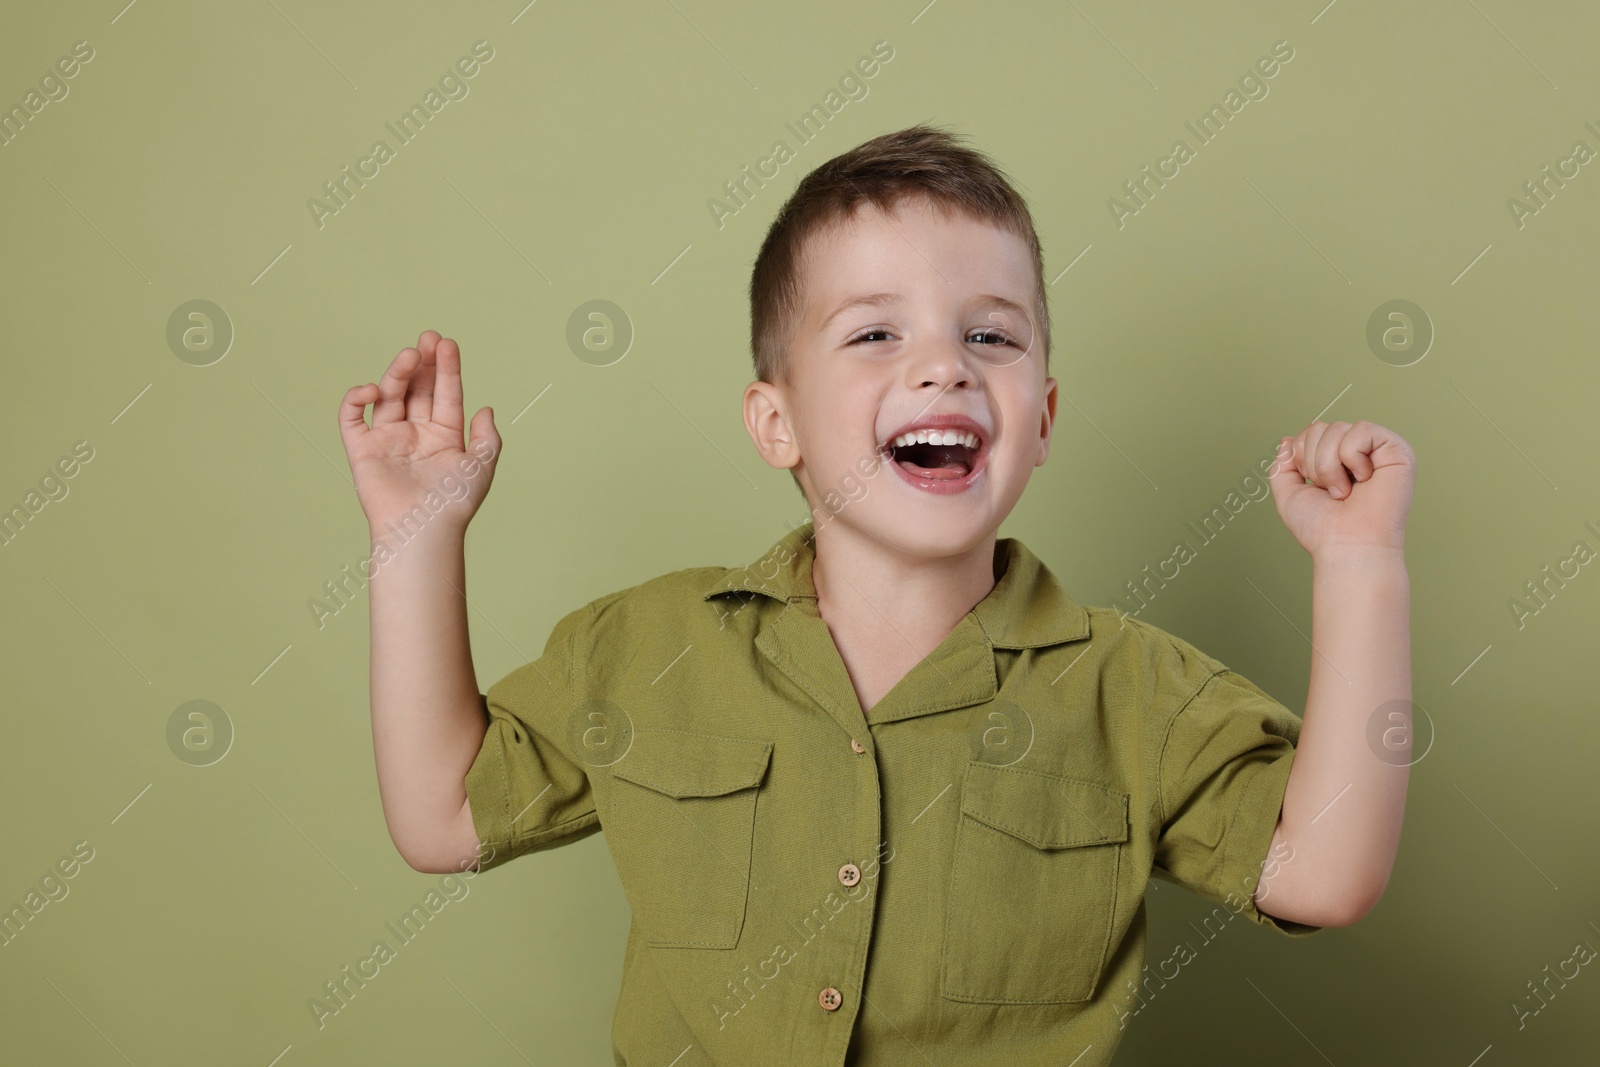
[898,444,971,479]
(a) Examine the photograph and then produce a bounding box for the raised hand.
[338,330,502,536]
[1266,420,1415,559]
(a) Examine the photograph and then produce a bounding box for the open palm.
[338,331,501,533]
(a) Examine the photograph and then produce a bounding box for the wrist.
[367,517,468,553]
[1311,544,1406,572]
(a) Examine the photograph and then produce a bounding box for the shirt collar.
[701,521,1090,650]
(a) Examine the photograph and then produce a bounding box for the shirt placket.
[754,598,1000,1064]
[753,599,885,1063]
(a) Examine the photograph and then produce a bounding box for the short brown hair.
[748,123,1052,387]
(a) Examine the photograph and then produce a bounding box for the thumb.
[467,406,502,470]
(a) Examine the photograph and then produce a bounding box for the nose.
[903,336,975,392]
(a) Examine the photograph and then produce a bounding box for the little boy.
[338,124,1415,1065]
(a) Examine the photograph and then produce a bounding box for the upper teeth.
[890,429,980,449]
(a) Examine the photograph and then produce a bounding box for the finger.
[1314,421,1354,499]
[1340,421,1378,483]
[432,337,465,435]
[373,347,420,427]
[407,333,440,423]
[1299,422,1327,485]
[338,383,379,455]
[1269,433,1299,479]
[1267,434,1307,499]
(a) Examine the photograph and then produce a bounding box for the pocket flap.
[610,730,773,798]
[960,762,1129,849]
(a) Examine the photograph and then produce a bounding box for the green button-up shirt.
[465,520,1322,1065]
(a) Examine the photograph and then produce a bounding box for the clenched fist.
[1267,420,1415,559]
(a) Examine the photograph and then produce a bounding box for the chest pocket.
[605,730,773,950]
[942,761,1129,1004]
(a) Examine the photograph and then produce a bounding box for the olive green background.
[2,0,1596,1063]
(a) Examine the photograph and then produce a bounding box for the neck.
[808,519,999,647]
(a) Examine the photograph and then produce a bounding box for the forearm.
[367,522,489,867]
[1269,549,1412,923]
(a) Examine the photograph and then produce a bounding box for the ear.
[743,379,800,471]
[1035,376,1058,466]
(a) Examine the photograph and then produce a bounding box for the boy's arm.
[367,523,490,873]
[338,330,503,874]
[1257,549,1411,926]
[1256,421,1417,927]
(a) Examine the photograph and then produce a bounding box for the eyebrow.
[819,291,899,331]
[818,292,1036,333]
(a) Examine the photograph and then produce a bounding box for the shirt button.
[838,863,861,887]
[850,738,866,753]
[818,987,843,1011]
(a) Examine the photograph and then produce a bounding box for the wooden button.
[818,986,843,1011]
[850,738,866,753]
[838,863,861,887]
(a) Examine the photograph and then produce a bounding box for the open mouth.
[885,429,982,480]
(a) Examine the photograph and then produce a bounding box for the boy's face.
[744,196,1058,559]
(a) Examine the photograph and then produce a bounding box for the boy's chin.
[842,508,1000,560]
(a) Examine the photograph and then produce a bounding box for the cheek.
[809,395,878,458]
[998,440,1031,469]
[998,420,1047,470]
[821,434,874,481]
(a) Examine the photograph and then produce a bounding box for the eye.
[967,329,1016,347]
[847,328,894,344]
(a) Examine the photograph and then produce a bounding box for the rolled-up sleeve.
[1153,665,1324,938]
[465,603,602,873]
